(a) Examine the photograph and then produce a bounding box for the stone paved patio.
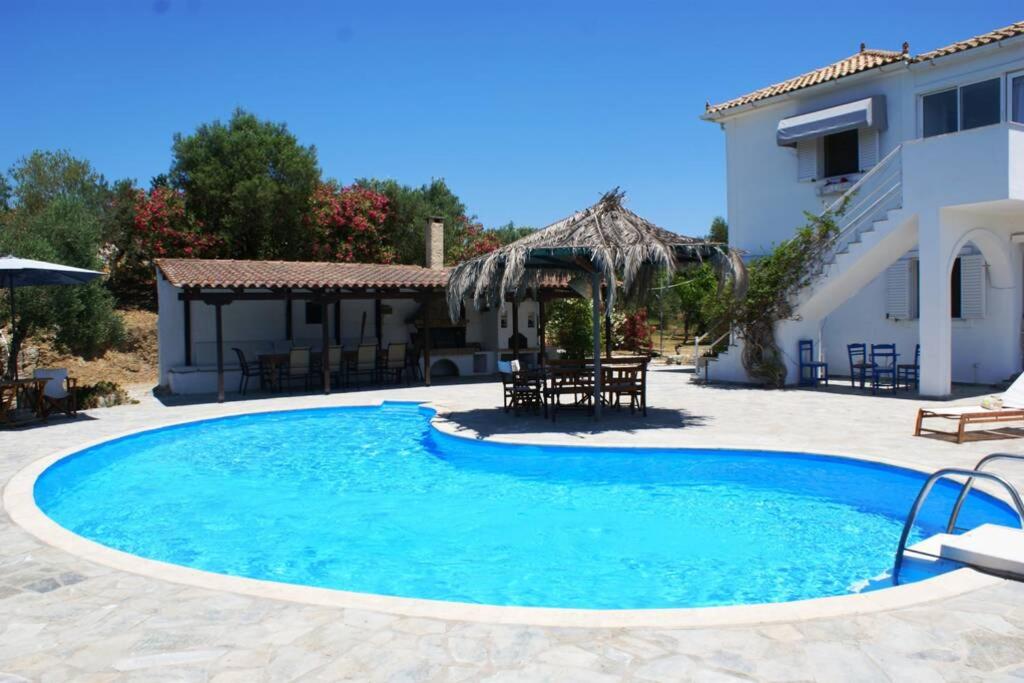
[3,369,1024,681]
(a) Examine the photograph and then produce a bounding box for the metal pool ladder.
[892,452,1024,585]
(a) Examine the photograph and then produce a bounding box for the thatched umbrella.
[446,189,742,417]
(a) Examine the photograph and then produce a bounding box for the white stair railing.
[813,145,904,276]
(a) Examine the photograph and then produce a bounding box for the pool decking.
[3,368,1024,681]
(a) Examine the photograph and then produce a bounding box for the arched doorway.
[946,229,1018,384]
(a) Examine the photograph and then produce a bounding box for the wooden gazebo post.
[591,269,603,419]
[422,294,432,386]
[215,302,225,403]
[321,297,330,394]
[538,297,546,366]
[511,298,520,361]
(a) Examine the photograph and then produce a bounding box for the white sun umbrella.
[1,255,103,379]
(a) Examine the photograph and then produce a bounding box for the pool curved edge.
[3,399,1007,629]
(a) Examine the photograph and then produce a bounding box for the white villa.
[155,218,563,398]
[701,20,1024,397]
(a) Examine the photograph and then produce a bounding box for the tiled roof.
[705,20,1024,117]
[918,20,1024,60]
[705,49,907,115]
[155,259,450,290]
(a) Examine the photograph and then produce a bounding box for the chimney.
[425,217,444,270]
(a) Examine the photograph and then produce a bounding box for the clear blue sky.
[3,1,1019,234]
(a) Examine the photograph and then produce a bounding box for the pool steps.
[894,452,1024,584]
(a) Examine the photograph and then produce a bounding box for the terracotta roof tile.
[705,20,1024,117]
[918,20,1024,60]
[156,259,450,290]
[705,49,907,116]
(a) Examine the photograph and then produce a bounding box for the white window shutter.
[886,260,911,320]
[859,128,879,171]
[960,254,986,319]
[797,139,817,181]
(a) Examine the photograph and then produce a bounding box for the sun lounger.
[915,373,1024,443]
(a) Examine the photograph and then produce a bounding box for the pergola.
[158,260,449,402]
[446,189,740,417]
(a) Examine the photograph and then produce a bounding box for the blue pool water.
[35,403,1018,609]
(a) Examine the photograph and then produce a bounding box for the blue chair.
[898,344,920,391]
[798,339,829,386]
[847,343,874,389]
[870,344,898,394]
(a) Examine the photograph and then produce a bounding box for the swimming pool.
[33,403,1016,610]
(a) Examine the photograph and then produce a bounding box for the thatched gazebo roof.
[446,188,739,319]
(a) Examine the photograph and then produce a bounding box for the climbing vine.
[704,206,844,387]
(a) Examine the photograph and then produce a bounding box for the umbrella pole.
[7,277,16,381]
[592,270,602,419]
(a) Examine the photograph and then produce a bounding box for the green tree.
[0,151,126,373]
[169,109,320,260]
[0,197,123,373]
[0,175,12,212]
[355,177,487,266]
[545,298,594,359]
[708,216,728,244]
[7,150,110,216]
[490,221,535,245]
[675,263,717,338]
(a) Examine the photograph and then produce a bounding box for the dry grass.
[28,309,158,395]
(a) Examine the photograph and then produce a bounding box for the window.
[1011,72,1024,124]
[950,257,962,319]
[885,258,918,320]
[822,129,859,177]
[961,79,1001,130]
[923,78,1000,137]
[304,302,322,325]
[500,311,508,329]
[923,89,958,137]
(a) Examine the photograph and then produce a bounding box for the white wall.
[709,38,1024,389]
[720,41,1024,258]
[722,67,910,256]
[821,226,1023,386]
[156,272,184,386]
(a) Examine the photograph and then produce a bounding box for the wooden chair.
[847,343,874,389]
[0,382,18,426]
[544,363,594,422]
[232,348,263,395]
[870,344,898,394]
[326,345,344,388]
[498,359,521,411]
[382,343,408,385]
[282,347,312,393]
[604,364,646,415]
[798,339,829,386]
[33,368,77,417]
[405,343,423,383]
[898,344,920,391]
[348,344,379,386]
[509,369,544,416]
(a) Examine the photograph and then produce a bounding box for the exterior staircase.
[699,145,917,385]
[796,146,914,320]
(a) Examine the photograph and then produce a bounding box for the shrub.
[703,208,842,386]
[76,380,137,409]
[620,309,654,353]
